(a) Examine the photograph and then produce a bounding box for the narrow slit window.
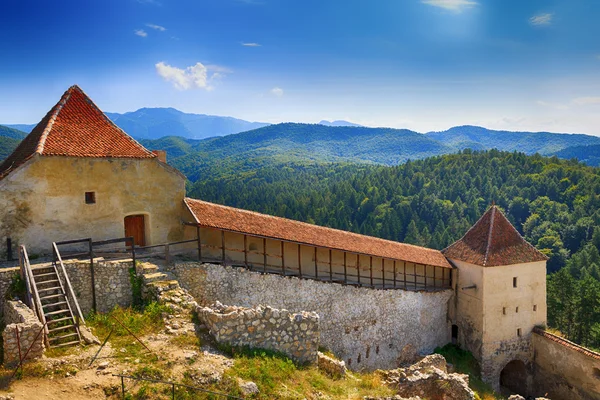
[85,191,96,204]
[533,305,537,312]
[516,306,519,313]
[502,307,506,315]
[517,328,522,337]
[513,277,518,288]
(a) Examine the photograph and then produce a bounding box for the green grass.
[434,344,503,400]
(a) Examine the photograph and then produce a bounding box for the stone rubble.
[378,354,475,400]
[317,351,348,378]
[197,301,320,364]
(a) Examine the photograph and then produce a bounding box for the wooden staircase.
[31,265,81,348]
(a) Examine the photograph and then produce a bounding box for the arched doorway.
[500,359,528,395]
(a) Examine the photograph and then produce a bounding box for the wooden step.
[38,287,62,293]
[48,324,76,333]
[51,340,80,348]
[49,332,79,342]
[37,279,60,286]
[47,316,73,324]
[45,309,70,317]
[40,293,66,301]
[33,272,58,279]
[42,301,68,309]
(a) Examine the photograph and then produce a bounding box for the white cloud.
[146,23,166,31]
[572,97,600,105]
[242,42,261,47]
[270,87,284,97]
[134,29,148,37]
[421,0,478,12]
[155,62,230,90]
[529,13,553,26]
[536,100,569,111]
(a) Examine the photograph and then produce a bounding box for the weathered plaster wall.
[170,262,453,371]
[0,155,187,257]
[2,300,44,365]
[532,330,600,400]
[198,302,319,364]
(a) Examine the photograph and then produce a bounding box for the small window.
[502,307,506,315]
[85,192,96,204]
[516,306,519,313]
[533,305,537,312]
[513,277,518,288]
[517,328,522,337]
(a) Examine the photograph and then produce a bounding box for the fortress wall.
[532,329,600,400]
[171,261,453,371]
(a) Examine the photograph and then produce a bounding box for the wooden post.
[263,237,267,273]
[196,226,202,262]
[343,252,347,283]
[424,264,427,290]
[356,254,360,286]
[298,244,302,278]
[393,260,397,289]
[369,257,373,287]
[382,259,385,289]
[414,264,418,290]
[314,247,318,279]
[434,266,437,290]
[165,243,170,264]
[404,261,407,290]
[221,231,225,264]
[244,235,248,267]
[281,241,285,275]
[329,249,333,281]
[88,238,96,312]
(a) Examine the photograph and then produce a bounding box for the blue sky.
[1,0,600,134]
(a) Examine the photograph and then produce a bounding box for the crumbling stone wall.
[531,329,600,400]
[0,268,20,316]
[2,300,44,365]
[171,262,453,371]
[198,302,319,364]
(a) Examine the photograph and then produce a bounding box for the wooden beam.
[221,231,225,263]
[314,247,318,279]
[404,261,407,290]
[393,260,397,289]
[298,244,302,278]
[263,237,267,273]
[244,234,248,267]
[344,252,347,283]
[382,259,385,289]
[196,226,202,262]
[329,249,333,282]
[281,241,285,275]
[357,254,360,286]
[369,256,373,287]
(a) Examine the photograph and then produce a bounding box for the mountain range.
[2,109,600,173]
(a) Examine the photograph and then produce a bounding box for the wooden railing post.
[88,238,96,312]
[197,226,202,262]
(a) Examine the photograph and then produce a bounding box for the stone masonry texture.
[2,300,44,365]
[170,262,453,371]
[198,302,319,364]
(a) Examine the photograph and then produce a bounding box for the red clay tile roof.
[185,198,452,268]
[0,85,154,180]
[533,327,600,361]
[442,205,547,267]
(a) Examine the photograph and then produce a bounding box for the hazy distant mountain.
[551,145,600,167]
[104,108,269,140]
[426,125,600,155]
[141,123,453,182]
[4,124,35,133]
[319,120,363,127]
[0,125,26,161]
[0,125,27,139]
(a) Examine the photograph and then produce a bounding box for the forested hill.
[427,125,600,155]
[190,149,600,349]
[0,125,26,161]
[552,144,600,167]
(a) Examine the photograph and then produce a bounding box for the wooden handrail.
[53,242,85,324]
[20,245,49,348]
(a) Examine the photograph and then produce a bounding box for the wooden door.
[124,215,146,247]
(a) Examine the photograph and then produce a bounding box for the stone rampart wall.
[170,262,453,371]
[2,300,44,365]
[198,302,319,364]
[532,329,600,400]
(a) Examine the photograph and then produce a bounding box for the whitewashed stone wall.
[2,300,44,365]
[170,262,453,371]
[198,302,319,364]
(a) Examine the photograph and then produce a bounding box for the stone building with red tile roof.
[0,85,188,254]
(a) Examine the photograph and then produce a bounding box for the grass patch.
[434,344,503,400]
[170,332,201,348]
[86,302,170,364]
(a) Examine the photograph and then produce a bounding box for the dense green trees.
[190,149,600,349]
